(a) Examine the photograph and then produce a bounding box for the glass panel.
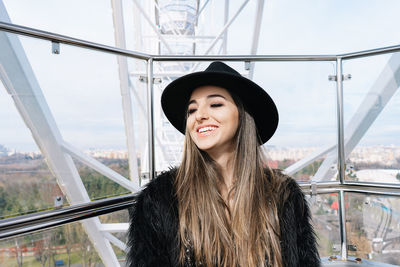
[255,61,337,182]
[0,30,147,219]
[0,40,64,218]
[149,61,189,175]
[36,40,147,190]
[74,159,130,201]
[310,193,341,258]
[0,218,123,266]
[343,54,400,184]
[154,61,337,182]
[346,193,400,265]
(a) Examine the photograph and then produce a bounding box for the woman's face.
[186,85,239,156]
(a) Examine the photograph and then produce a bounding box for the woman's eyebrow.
[188,94,226,105]
[207,94,226,100]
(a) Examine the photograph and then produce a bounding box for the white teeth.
[198,126,217,133]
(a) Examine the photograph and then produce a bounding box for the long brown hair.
[175,93,283,266]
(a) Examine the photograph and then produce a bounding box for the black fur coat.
[127,168,320,266]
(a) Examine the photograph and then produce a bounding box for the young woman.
[127,62,320,267]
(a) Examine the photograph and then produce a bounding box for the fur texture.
[127,168,320,266]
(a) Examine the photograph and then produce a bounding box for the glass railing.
[0,209,128,267]
[343,53,400,185]
[1,20,400,266]
[345,193,400,265]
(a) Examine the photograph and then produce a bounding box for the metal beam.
[189,0,251,73]
[222,0,229,54]
[111,0,141,189]
[104,232,127,251]
[132,0,175,54]
[284,144,336,175]
[202,0,250,56]
[99,223,129,233]
[0,21,150,60]
[2,18,400,61]
[152,54,337,61]
[146,58,156,180]
[336,58,346,184]
[62,142,139,192]
[248,0,265,80]
[338,190,348,260]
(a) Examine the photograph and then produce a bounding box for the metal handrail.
[2,21,400,62]
[0,194,135,239]
[1,182,400,239]
[340,44,400,60]
[0,21,151,60]
[151,55,338,61]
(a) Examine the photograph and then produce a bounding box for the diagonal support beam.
[104,232,127,251]
[62,141,139,192]
[132,0,174,54]
[189,0,250,73]
[248,0,265,80]
[284,144,336,176]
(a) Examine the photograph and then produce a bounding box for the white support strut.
[111,0,141,190]
[62,141,139,192]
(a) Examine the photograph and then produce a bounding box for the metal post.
[336,57,346,184]
[336,57,347,260]
[222,0,229,54]
[147,58,155,180]
[338,190,348,260]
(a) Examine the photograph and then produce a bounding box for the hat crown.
[205,61,241,77]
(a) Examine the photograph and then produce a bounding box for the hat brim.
[161,70,279,144]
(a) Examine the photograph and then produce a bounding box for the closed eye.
[187,108,197,115]
[211,103,223,108]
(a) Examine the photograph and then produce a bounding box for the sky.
[0,0,400,152]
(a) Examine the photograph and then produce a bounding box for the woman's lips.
[196,125,218,137]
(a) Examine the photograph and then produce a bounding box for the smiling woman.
[127,62,320,267]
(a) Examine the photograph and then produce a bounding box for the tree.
[13,239,24,267]
[64,224,77,267]
[34,239,48,267]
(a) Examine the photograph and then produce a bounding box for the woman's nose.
[195,107,209,121]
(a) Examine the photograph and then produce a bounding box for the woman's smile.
[196,124,219,136]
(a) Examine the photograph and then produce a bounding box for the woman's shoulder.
[266,168,301,191]
[267,168,306,208]
[129,167,178,225]
[136,167,178,202]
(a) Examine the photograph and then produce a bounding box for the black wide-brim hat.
[161,61,279,144]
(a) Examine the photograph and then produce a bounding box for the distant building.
[0,144,9,157]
